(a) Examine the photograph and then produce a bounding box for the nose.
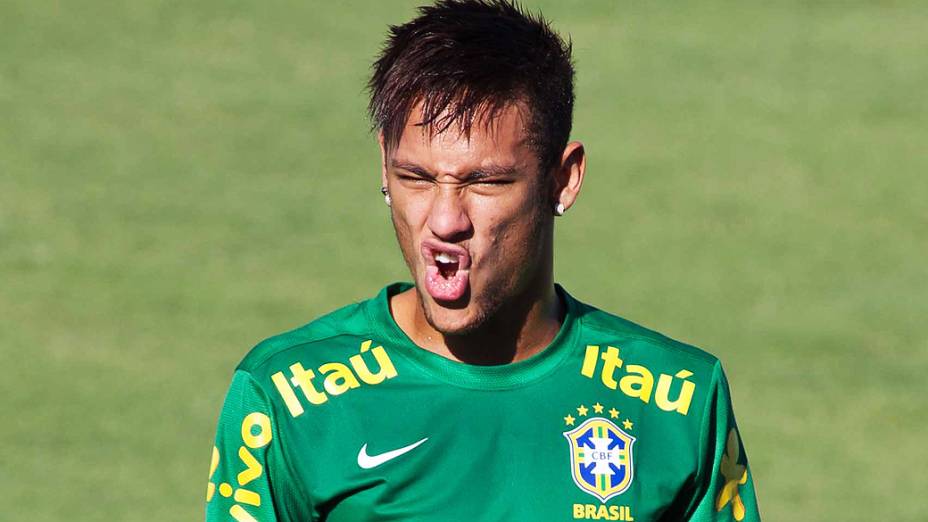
[427,185,473,243]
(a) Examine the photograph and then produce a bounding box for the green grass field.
[2,1,926,520]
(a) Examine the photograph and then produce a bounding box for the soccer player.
[205,1,761,520]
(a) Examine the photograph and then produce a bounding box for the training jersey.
[205,283,760,521]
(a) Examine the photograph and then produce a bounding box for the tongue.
[425,265,469,302]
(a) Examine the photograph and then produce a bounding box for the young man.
[205,1,760,520]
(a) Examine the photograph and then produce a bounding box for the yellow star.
[592,402,604,414]
[716,428,749,521]
[609,408,620,419]
[622,419,633,430]
[577,405,589,416]
[564,414,576,426]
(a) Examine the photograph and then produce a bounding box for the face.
[381,103,554,335]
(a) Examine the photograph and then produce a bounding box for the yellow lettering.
[206,446,219,501]
[289,363,328,405]
[271,371,305,417]
[229,504,258,522]
[581,345,600,377]
[619,364,654,403]
[655,369,695,415]
[600,346,624,389]
[234,488,261,507]
[236,446,262,486]
[573,503,585,518]
[350,341,398,385]
[319,362,361,396]
[571,503,636,520]
[272,341,399,410]
[241,412,272,449]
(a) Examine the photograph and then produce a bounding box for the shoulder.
[569,290,721,375]
[567,290,727,420]
[236,293,378,378]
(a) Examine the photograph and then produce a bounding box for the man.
[205,1,761,520]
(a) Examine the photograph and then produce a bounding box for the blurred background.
[2,1,926,520]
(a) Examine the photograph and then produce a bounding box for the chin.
[419,294,488,336]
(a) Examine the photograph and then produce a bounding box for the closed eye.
[470,178,514,188]
[396,174,433,185]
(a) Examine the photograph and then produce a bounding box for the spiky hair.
[367,0,575,171]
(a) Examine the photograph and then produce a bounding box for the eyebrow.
[390,160,518,181]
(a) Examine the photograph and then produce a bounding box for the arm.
[205,370,296,521]
[687,362,761,521]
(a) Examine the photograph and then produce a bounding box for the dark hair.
[367,0,575,172]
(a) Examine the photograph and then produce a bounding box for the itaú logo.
[270,340,398,417]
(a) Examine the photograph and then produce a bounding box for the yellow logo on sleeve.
[207,412,273,521]
[715,428,749,521]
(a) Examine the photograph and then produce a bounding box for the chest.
[283,377,703,522]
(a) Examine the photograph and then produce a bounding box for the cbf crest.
[563,414,636,502]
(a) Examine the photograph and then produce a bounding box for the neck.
[392,276,564,366]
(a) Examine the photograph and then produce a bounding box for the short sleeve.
[687,362,761,521]
[205,370,292,521]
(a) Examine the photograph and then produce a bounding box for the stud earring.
[554,202,566,216]
[381,187,391,207]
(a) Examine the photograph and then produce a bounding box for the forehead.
[389,101,535,174]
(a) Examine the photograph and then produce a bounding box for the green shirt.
[206,283,760,521]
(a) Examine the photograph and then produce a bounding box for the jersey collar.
[366,282,581,389]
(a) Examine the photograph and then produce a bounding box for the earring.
[381,187,391,207]
[554,202,566,216]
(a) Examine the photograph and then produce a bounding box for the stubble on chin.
[416,286,493,337]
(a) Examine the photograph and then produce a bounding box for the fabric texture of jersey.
[205,283,761,521]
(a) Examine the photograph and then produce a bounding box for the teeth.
[435,252,457,264]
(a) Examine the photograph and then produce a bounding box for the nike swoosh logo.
[357,438,428,469]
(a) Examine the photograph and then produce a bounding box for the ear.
[551,141,586,212]
[378,131,389,189]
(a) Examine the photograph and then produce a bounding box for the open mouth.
[434,251,461,279]
[421,240,471,302]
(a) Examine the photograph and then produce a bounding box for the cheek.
[389,207,418,263]
[477,198,542,258]
[391,198,426,239]
[470,202,509,248]
[396,196,432,230]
